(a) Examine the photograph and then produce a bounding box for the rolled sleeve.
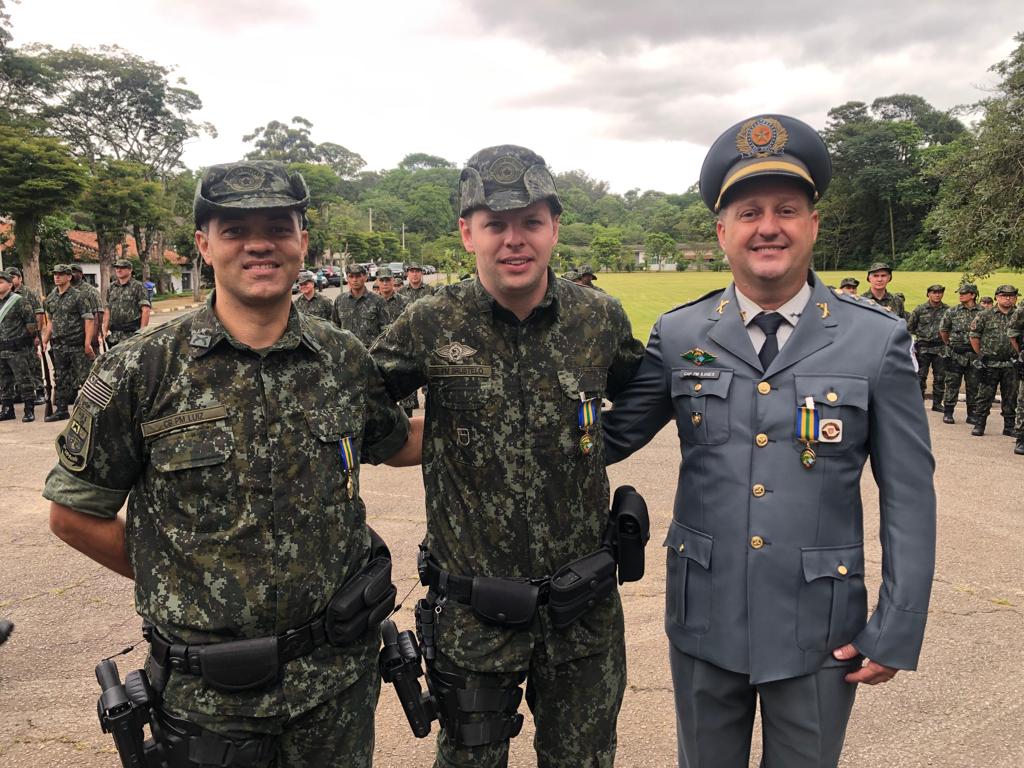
[42,464,129,518]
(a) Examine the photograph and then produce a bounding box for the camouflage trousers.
[944,354,980,412]
[432,624,626,768]
[974,364,1017,421]
[0,350,36,401]
[1015,377,1024,437]
[169,665,379,768]
[914,347,945,404]
[50,340,92,409]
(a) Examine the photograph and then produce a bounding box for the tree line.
[1,3,1022,300]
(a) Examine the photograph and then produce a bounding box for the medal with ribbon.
[578,393,598,456]
[338,436,356,499]
[795,396,818,469]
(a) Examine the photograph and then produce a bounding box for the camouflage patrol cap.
[194,161,309,227]
[867,262,893,275]
[994,284,1019,296]
[957,283,978,294]
[563,270,579,281]
[0,270,12,283]
[839,277,859,288]
[52,264,73,275]
[376,266,393,279]
[980,296,993,304]
[405,263,423,271]
[113,259,133,269]
[578,264,597,279]
[70,264,84,274]
[700,114,832,212]
[297,270,316,284]
[459,145,562,217]
[6,267,21,278]
[346,263,367,275]
[927,284,945,293]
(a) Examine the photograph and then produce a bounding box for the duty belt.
[51,334,84,346]
[0,336,32,352]
[108,321,141,333]
[419,553,552,607]
[915,340,944,349]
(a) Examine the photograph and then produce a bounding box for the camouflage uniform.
[969,304,1017,432]
[294,291,334,321]
[861,289,906,318]
[379,290,418,413]
[906,297,949,408]
[12,278,46,396]
[940,300,982,419]
[400,283,434,304]
[73,275,105,350]
[1007,305,1024,443]
[42,293,410,765]
[0,279,39,409]
[372,272,644,768]
[43,281,94,411]
[332,290,386,347]
[104,277,151,347]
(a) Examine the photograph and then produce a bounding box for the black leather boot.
[965,410,978,425]
[44,408,70,423]
[931,399,944,412]
[1015,437,1024,455]
[971,416,987,436]
[1002,417,1015,436]
[22,402,34,423]
[0,401,14,421]
[942,407,955,424]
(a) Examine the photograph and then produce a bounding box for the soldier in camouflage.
[44,160,421,768]
[574,264,606,293]
[8,266,48,405]
[376,267,418,415]
[293,270,333,321]
[332,262,386,347]
[969,284,1019,437]
[372,145,644,768]
[0,270,40,422]
[906,284,948,411]
[42,264,96,422]
[940,283,982,424]
[1007,302,1024,454]
[70,264,105,353]
[400,263,434,304]
[862,262,906,318]
[102,259,151,348]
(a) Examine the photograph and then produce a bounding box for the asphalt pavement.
[0,363,1021,766]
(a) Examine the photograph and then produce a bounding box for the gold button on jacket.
[752,484,766,497]
[757,381,771,395]
[750,536,765,549]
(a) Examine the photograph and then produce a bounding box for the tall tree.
[0,124,85,297]
[244,117,365,177]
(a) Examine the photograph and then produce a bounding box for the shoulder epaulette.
[664,287,726,315]
[834,290,900,319]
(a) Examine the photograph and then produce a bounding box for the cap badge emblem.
[487,155,526,185]
[435,342,478,364]
[223,165,266,192]
[682,348,716,366]
[735,117,789,158]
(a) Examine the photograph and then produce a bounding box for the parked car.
[422,264,437,275]
[324,267,343,287]
[387,261,406,279]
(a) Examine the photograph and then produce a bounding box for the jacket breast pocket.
[671,369,733,445]
[305,409,361,506]
[554,367,608,456]
[664,521,713,634]
[792,374,869,457]
[797,543,867,651]
[149,424,237,532]
[433,377,497,467]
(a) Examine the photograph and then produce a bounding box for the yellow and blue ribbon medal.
[795,396,818,469]
[338,435,356,499]
[578,394,598,456]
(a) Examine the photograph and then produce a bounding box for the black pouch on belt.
[325,555,398,645]
[547,550,617,630]
[197,637,280,693]
[611,485,650,584]
[470,578,539,630]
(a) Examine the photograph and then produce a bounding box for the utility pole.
[368,208,373,232]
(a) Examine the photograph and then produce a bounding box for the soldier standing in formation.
[7,266,47,405]
[1008,302,1024,455]
[399,263,433,303]
[861,262,906,318]
[293,269,333,320]
[838,277,859,295]
[102,259,151,348]
[969,284,1019,437]
[41,264,95,422]
[372,144,644,767]
[906,284,948,411]
[45,161,422,767]
[940,283,982,424]
[375,267,418,416]
[70,264,105,353]
[332,263,386,347]
[574,264,605,292]
[0,270,40,422]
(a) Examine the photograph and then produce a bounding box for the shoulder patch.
[56,409,94,472]
[664,288,726,315]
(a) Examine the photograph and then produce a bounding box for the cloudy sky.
[9,0,1019,193]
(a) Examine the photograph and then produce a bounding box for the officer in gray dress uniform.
[602,114,937,768]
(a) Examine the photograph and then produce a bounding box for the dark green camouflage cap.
[52,264,73,274]
[0,270,12,283]
[405,263,423,271]
[577,264,597,278]
[839,277,859,288]
[194,161,309,227]
[867,262,893,274]
[957,283,978,294]
[376,266,393,279]
[70,264,84,273]
[113,258,133,269]
[927,284,945,292]
[459,145,562,217]
[297,270,316,284]
[345,263,367,275]
[994,284,1019,296]
[6,267,21,278]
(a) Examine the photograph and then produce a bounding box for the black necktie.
[752,312,785,369]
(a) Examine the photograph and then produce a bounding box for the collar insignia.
[715,299,730,314]
[682,348,716,366]
[817,302,830,319]
[435,342,478,364]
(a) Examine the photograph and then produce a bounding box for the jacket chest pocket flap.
[792,374,869,456]
[671,369,733,445]
[150,423,234,472]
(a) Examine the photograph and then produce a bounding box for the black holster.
[547,549,617,630]
[609,485,650,583]
[379,618,436,738]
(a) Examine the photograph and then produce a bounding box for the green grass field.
[596,270,1023,340]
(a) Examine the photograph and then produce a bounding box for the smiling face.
[716,177,818,304]
[196,209,307,311]
[459,200,559,311]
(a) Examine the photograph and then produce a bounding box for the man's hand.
[832,644,899,685]
[84,344,96,360]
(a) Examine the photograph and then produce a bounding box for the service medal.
[800,444,817,469]
[579,432,595,456]
[346,474,355,500]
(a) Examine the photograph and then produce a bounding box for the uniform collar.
[734,281,811,328]
[470,268,561,322]
[189,289,322,358]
